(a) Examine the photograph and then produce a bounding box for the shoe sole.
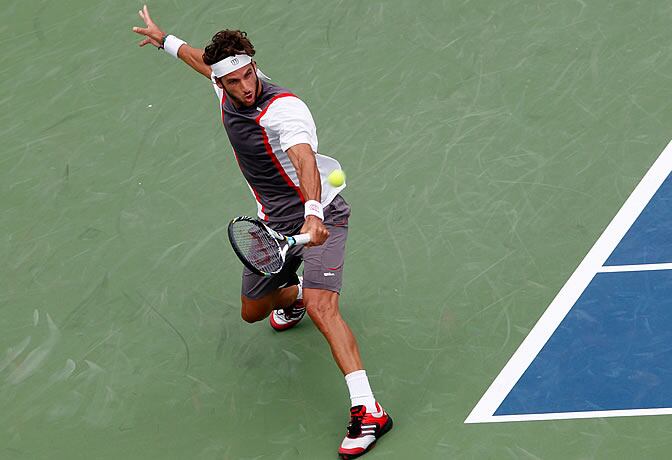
[338,415,394,459]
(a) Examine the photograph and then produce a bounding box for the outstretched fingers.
[138,8,146,25]
[131,5,164,49]
[141,5,154,24]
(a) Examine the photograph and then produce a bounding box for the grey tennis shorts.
[241,195,351,299]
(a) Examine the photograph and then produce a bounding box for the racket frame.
[227,216,310,277]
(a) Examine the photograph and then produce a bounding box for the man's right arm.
[132,5,211,79]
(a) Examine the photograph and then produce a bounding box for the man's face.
[217,63,260,107]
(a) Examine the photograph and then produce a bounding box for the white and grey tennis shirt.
[212,74,345,223]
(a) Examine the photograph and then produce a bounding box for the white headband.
[211,54,253,78]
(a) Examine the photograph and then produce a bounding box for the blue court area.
[497,269,672,415]
[496,172,672,416]
[606,173,672,266]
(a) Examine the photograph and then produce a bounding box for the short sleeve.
[260,96,319,153]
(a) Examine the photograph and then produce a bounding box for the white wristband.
[163,35,186,59]
[304,200,324,221]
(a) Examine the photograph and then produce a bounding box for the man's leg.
[239,250,304,325]
[302,288,362,373]
[302,287,393,459]
[240,284,298,323]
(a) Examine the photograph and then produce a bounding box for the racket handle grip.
[289,233,311,247]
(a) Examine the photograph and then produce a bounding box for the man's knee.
[240,296,270,323]
[304,290,341,326]
[241,309,261,324]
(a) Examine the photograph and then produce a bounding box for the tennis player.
[132,6,392,458]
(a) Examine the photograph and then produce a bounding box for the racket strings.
[230,221,283,274]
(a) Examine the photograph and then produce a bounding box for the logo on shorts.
[231,57,239,65]
[323,273,336,277]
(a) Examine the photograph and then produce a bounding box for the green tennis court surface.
[3,1,672,458]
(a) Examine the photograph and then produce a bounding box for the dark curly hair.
[202,30,256,65]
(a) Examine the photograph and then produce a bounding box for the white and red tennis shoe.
[338,402,393,459]
[269,276,306,331]
[268,276,306,331]
[269,299,306,331]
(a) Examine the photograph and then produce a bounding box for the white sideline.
[471,407,672,423]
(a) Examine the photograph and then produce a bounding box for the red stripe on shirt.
[255,93,305,203]
[221,92,227,124]
[254,93,296,123]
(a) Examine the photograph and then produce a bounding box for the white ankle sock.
[345,370,377,413]
[296,276,303,301]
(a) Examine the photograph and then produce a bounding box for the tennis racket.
[227,216,311,276]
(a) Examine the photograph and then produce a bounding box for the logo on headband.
[211,54,252,77]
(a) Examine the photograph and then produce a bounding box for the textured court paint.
[496,270,672,415]
[4,0,672,459]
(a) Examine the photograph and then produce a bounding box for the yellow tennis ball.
[327,169,346,187]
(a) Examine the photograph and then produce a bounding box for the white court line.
[474,407,672,423]
[598,263,672,273]
[465,139,672,424]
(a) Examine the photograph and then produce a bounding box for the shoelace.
[346,407,365,437]
[279,306,305,321]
